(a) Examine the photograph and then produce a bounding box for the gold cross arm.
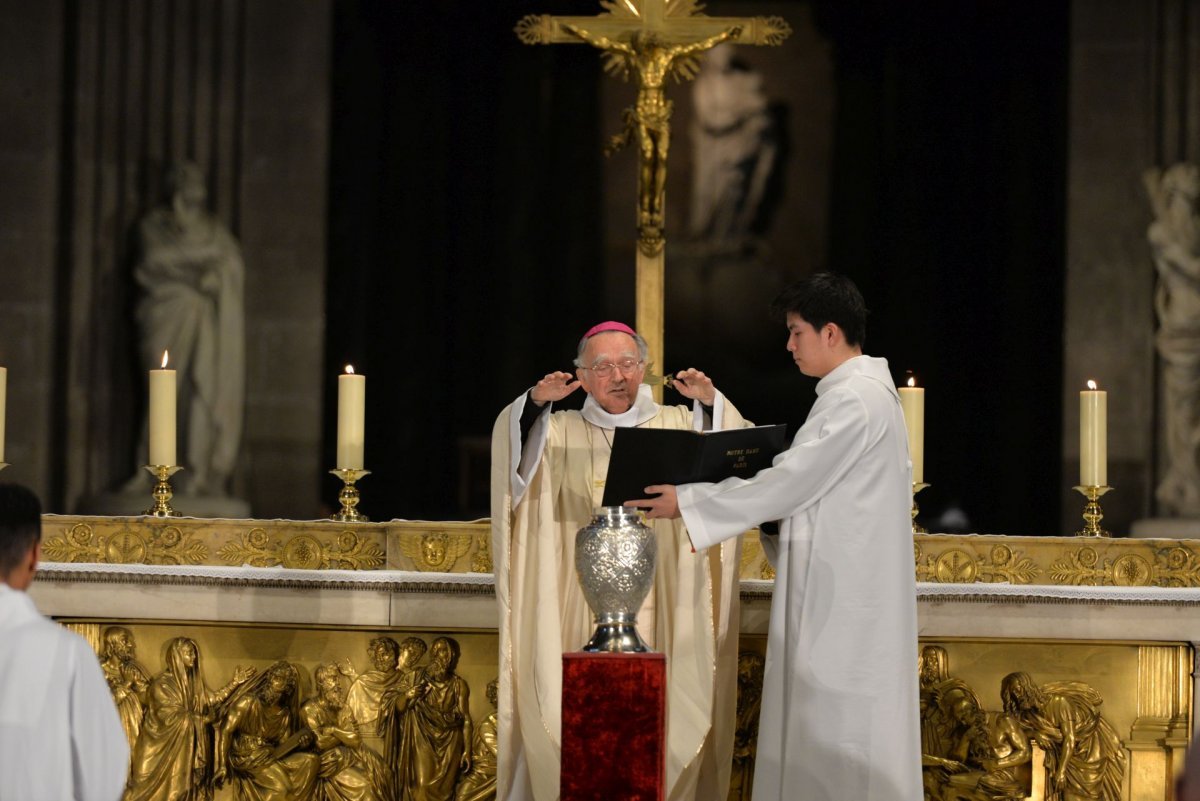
[515,13,791,48]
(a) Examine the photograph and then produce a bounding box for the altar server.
[0,484,128,801]
[631,273,922,801]
[491,322,750,801]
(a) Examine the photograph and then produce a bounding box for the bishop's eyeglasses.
[581,359,644,377]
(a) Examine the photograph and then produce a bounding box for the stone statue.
[727,651,765,801]
[454,678,498,801]
[344,637,405,734]
[126,637,256,801]
[301,663,389,801]
[560,23,742,251]
[396,636,471,801]
[1145,163,1200,516]
[1001,671,1126,801]
[98,625,150,772]
[379,637,429,794]
[132,161,245,499]
[689,43,780,248]
[214,661,320,801]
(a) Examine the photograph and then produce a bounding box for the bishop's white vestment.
[491,385,748,801]
[0,583,129,801]
[678,356,922,801]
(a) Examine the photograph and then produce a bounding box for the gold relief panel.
[67,619,499,801]
[916,639,1191,801]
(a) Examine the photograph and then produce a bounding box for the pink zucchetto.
[581,321,637,340]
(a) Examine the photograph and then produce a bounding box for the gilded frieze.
[913,534,1200,588]
[916,639,1190,801]
[68,620,500,801]
[42,521,209,564]
[217,527,385,570]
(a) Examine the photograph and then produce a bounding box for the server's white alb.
[679,355,922,801]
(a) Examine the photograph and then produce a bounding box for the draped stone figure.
[301,663,388,801]
[126,637,256,801]
[132,161,245,498]
[689,43,780,248]
[214,661,320,801]
[1145,163,1200,516]
[454,678,499,801]
[99,626,150,773]
[1001,672,1125,801]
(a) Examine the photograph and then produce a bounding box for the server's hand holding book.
[601,424,788,508]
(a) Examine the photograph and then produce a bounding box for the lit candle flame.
[1086,379,1097,390]
[907,375,916,388]
[345,364,355,375]
[160,350,169,369]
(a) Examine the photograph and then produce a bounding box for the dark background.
[325,0,1068,532]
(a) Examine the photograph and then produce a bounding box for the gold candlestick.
[1073,484,1112,537]
[330,468,370,522]
[143,465,182,517]
[912,482,930,534]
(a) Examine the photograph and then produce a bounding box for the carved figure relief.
[454,678,499,801]
[727,651,765,801]
[301,663,387,801]
[1001,672,1126,801]
[99,626,150,772]
[214,661,320,800]
[394,637,473,801]
[102,630,493,801]
[126,637,256,801]
[401,532,472,572]
[344,638,405,734]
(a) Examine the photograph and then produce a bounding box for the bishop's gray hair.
[573,330,650,368]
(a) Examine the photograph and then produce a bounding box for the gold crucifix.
[516,1,790,389]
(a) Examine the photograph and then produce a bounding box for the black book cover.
[601,424,789,507]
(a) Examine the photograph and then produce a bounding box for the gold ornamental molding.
[39,518,1200,587]
[913,534,1200,587]
[42,521,209,564]
[218,527,385,570]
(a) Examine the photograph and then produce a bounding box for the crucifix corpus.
[516,1,791,387]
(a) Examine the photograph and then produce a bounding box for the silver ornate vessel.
[575,506,657,653]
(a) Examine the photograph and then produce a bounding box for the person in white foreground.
[0,483,129,801]
[491,321,750,801]
[628,273,922,801]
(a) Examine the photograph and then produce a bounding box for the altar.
[23,514,1197,801]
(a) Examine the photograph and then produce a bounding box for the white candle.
[898,375,925,484]
[337,366,366,469]
[149,351,176,466]
[0,366,7,463]
[1080,379,1107,486]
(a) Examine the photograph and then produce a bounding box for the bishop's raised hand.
[671,368,717,406]
[531,371,581,406]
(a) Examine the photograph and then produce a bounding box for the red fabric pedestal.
[561,652,666,801]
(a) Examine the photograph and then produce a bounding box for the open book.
[601,424,789,507]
